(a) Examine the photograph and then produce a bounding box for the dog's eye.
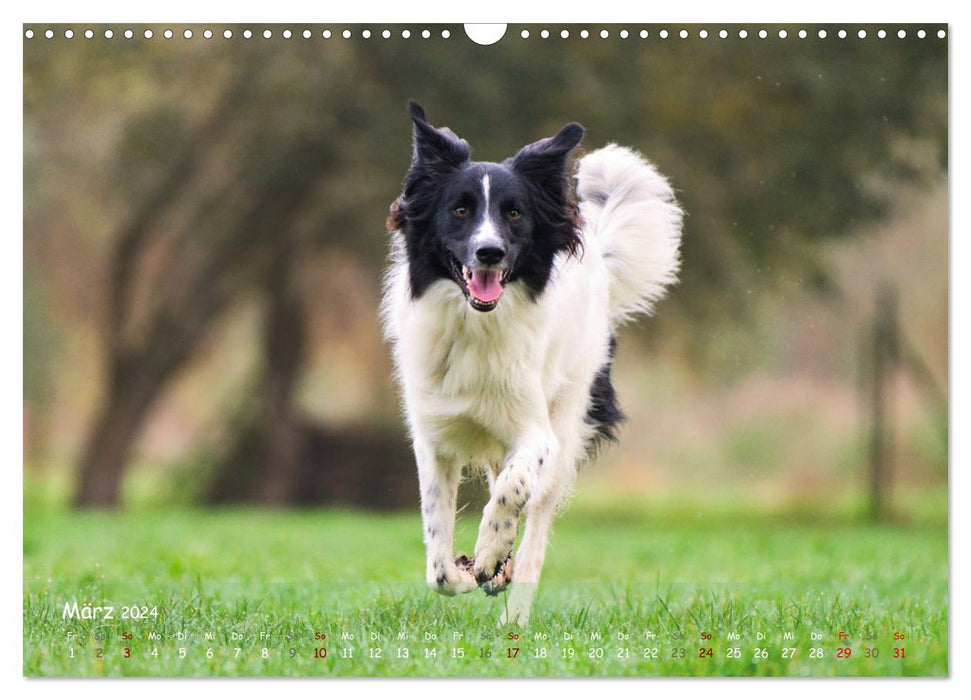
[453,206,469,219]
[507,209,521,222]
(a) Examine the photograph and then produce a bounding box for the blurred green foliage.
[24,24,947,329]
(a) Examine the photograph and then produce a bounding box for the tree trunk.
[73,372,162,507]
[206,246,307,504]
[203,247,423,509]
[254,249,306,504]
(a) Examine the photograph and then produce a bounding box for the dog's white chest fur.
[385,254,606,465]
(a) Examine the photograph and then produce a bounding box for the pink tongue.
[469,268,503,303]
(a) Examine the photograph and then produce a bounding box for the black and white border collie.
[382,103,682,625]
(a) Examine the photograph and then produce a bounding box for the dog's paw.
[479,555,513,596]
[497,609,529,627]
[497,584,536,627]
[498,599,531,627]
[452,553,511,596]
[428,556,477,597]
[473,516,518,585]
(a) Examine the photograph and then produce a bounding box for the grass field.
[23,493,948,677]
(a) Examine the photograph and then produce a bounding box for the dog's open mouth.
[450,258,508,312]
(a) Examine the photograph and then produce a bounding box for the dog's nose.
[475,245,506,265]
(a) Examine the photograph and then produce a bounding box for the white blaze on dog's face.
[394,101,584,313]
[458,173,517,311]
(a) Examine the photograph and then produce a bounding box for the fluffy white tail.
[576,144,683,325]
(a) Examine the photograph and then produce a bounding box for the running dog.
[382,103,682,624]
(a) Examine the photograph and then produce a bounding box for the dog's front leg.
[414,440,475,596]
[502,391,590,625]
[473,427,557,593]
[498,498,558,626]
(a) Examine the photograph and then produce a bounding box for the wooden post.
[869,284,899,521]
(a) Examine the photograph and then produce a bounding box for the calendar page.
[22,20,948,678]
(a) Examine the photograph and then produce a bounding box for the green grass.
[23,496,948,677]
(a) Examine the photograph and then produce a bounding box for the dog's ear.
[510,123,584,182]
[409,101,470,169]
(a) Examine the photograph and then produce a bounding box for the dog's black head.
[388,102,584,312]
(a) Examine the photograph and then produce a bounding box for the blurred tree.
[23,275,62,462]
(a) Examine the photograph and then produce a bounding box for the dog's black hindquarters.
[585,335,626,453]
